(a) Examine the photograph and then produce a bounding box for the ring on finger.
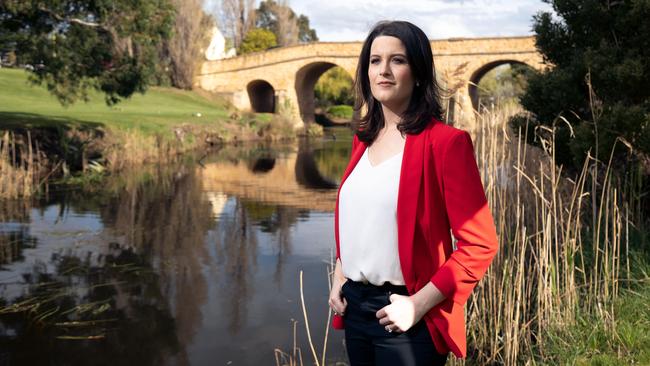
[385,325,392,333]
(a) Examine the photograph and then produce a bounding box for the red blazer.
[332,118,499,359]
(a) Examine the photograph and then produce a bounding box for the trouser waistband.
[344,278,409,295]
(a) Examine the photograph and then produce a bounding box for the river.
[0,126,353,366]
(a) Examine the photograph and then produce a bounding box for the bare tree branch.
[218,0,255,49]
[36,6,104,29]
[275,0,298,46]
[167,0,214,88]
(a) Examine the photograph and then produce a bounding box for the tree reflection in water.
[99,164,215,364]
[0,162,215,366]
[0,131,355,365]
[0,242,179,366]
[214,197,259,333]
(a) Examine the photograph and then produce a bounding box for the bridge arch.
[295,62,354,125]
[467,60,535,112]
[247,80,276,113]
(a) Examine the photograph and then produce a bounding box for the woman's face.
[368,35,415,111]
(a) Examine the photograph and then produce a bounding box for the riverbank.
[0,68,312,199]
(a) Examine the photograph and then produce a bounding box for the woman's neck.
[380,99,409,128]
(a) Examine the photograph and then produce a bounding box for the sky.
[206,0,555,42]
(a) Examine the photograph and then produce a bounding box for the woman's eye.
[370,59,380,64]
[392,58,406,64]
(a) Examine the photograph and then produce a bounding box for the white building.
[204,27,237,61]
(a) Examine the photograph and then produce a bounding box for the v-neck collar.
[364,146,404,168]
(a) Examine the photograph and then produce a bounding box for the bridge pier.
[275,89,305,130]
[231,90,251,111]
[453,85,477,131]
[218,86,304,130]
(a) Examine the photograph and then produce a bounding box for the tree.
[255,0,317,46]
[0,1,175,105]
[166,0,215,89]
[477,63,532,109]
[314,66,353,108]
[273,0,298,46]
[217,0,256,50]
[510,0,650,173]
[238,28,277,54]
[297,14,318,43]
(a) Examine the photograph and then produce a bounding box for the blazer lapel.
[397,132,424,293]
[339,139,366,188]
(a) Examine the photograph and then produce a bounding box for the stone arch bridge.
[196,36,545,130]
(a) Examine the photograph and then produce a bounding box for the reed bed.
[460,103,642,364]
[0,131,43,199]
[103,129,177,171]
[0,127,193,199]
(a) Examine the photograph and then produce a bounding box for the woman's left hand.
[375,294,425,333]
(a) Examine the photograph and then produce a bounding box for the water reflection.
[0,227,180,365]
[0,128,354,365]
[200,143,339,211]
[248,156,276,173]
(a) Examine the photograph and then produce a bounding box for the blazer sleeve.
[429,130,499,306]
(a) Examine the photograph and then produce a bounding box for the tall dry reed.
[103,129,178,171]
[459,103,635,364]
[0,131,42,199]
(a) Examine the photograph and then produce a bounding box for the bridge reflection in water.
[202,138,343,214]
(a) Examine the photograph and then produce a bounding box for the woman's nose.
[379,61,391,76]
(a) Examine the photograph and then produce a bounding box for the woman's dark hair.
[353,20,444,143]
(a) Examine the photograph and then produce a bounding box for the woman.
[328,21,499,365]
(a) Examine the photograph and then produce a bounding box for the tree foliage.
[0,0,175,105]
[297,14,318,43]
[238,28,277,54]
[314,66,353,108]
[511,0,650,172]
[477,63,532,108]
[255,0,318,46]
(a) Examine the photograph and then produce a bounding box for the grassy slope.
[0,68,234,135]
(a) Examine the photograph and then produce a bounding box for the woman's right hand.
[329,259,348,316]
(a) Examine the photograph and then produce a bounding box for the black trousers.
[341,279,449,366]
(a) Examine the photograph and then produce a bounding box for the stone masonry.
[196,36,546,130]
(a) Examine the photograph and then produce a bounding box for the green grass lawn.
[0,68,234,135]
[326,104,353,119]
[542,248,650,365]
[544,285,650,365]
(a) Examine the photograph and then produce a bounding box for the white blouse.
[338,145,405,286]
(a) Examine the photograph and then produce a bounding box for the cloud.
[288,0,554,41]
